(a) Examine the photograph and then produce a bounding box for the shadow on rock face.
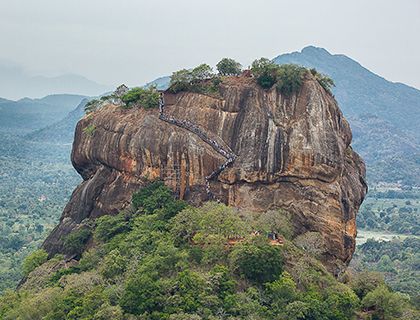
[43,75,367,274]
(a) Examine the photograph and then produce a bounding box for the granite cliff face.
[43,75,367,273]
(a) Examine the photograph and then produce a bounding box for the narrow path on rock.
[158,93,236,199]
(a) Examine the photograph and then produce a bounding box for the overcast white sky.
[0,0,419,89]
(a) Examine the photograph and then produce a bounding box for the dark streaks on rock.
[43,75,367,273]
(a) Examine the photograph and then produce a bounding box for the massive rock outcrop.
[43,75,367,273]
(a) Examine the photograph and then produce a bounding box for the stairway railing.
[158,94,236,199]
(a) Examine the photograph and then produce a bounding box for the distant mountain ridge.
[273,46,420,186]
[274,46,419,139]
[0,94,86,135]
[17,46,420,185]
[27,98,88,143]
[145,76,170,90]
[0,97,12,104]
[0,62,112,100]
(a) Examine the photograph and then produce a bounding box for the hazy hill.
[0,63,112,100]
[27,98,88,143]
[18,46,420,185]
[273,46,419,137]
[0,94,86,134]
[145,76,171,90]
[0,97,12,104]
[273,46,420,186]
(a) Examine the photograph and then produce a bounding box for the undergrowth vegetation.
[168,64,221,96]
[216,58,242,76]
[1,183,417,319]
[168,58,334,99]
[82,124,96,136]
[309,68,335,93]
[63,227,92,256]
[251,58,335,95]
[21,249,48,276]
[250,58,281,89]
[121,87,160,109]
[84,99,100,114]
[84,86,160,112]
[352,237,420,304]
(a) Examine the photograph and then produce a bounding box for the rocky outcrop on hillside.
[43,74,367,273]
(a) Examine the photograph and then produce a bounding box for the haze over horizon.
[1,0,419,99]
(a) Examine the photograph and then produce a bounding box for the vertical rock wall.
[43,75,367,273]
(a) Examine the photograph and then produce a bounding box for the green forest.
[0,132,80,292]
[0,59,418,319]
[1,183,418,319]
[357,190,419,235]
[351,237,419,302]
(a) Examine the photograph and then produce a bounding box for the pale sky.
[0,0,419,89]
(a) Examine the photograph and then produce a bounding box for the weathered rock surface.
[43,75,367,273]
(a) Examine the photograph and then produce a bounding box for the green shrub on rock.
[22,249,48,276]
[250,59,306,94]
[252,210,294,240]
[250,59,332,97]
[230,240,283,283]
[95,213,132,242]
[216,58,242,76]
[276,64,306,96]
[121,86,160,109]
[132,181,186,219]
[63,228,91,256]
[82,124,96,136]
[84,99,100,114]
[169,64,218,94]
[251,58,279,89]
[168,69,192,93]
[310,68,335,93]
[190,64,214,82]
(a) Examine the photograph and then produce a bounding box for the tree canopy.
[216,58,242,76]
[121,86,160,109]
[1,184,418,319]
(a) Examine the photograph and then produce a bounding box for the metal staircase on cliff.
[158,93,236,199]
